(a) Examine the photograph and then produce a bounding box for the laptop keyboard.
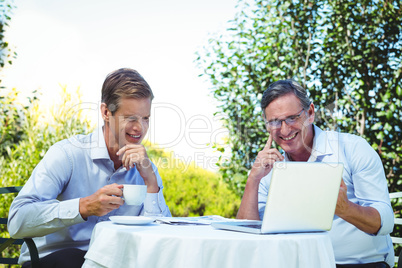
[241,224,262,229]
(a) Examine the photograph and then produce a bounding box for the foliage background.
[0,0,16,69]
[197,0,402,197]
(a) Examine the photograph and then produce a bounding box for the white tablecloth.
[82,221,336,268]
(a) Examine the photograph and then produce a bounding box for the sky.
[2,0,240,171]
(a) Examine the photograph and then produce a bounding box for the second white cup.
[122,184,147,206]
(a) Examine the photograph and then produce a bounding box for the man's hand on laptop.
[249,135,284,182]
[335,180,349,216]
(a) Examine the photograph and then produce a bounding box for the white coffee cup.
[122,184,147,205]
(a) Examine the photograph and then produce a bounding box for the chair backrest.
[1,186,40,268]
[389,192,402,267]
[0,186,24,265]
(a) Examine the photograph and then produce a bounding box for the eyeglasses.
[118,115,150,125]
[264,109,306,129]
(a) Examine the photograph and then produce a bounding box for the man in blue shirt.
[237,80,394,267]
[8,68,171,267]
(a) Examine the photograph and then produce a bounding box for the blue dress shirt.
[8,127,171,264]
[258,125,394,266]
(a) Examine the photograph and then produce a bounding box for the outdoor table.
[82,220,336,268]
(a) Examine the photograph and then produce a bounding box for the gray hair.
[261,80,311,114]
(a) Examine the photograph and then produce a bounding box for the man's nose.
[280,120,292,135]
[132,120,143,132]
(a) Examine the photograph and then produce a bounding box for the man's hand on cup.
[249,135,284,182]
[79,183,124,220]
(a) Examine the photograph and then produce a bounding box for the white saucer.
[109,216,155,225]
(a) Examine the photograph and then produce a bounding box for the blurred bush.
[0,87,93,267]
[146,145,240,218]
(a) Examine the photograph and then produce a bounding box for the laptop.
[212,162,344,234]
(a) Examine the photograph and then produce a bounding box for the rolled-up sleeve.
[372,202,394,236]
[347,137,394,236]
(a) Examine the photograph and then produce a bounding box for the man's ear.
[308,103,315,124]
[100,103,110,122]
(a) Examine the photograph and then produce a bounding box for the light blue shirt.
[8,127,171,264]
[258,125,394,266]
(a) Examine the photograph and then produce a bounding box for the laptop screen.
[260,162,344,233]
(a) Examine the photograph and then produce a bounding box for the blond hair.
[101,68,154,114]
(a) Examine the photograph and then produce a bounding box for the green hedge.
[146,146,240,218]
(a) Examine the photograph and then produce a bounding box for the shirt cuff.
[143,192,163,216]
[59,198,85,226]
[370,203,394,236]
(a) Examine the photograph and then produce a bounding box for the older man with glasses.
[237,80,394,268]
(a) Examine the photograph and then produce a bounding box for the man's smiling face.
[263,93,315,161]
[110,97,151,147]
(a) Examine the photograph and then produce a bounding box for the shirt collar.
[90,126,111,160]
[308,125,333,161]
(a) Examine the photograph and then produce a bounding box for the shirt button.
[152,201,156,205]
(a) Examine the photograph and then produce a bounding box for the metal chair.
[0,186,40,268]
[389,192,402,267]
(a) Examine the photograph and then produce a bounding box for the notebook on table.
[212,162,344,234]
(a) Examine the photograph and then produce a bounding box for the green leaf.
[371,122,383,130]
[397,86,402,97]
